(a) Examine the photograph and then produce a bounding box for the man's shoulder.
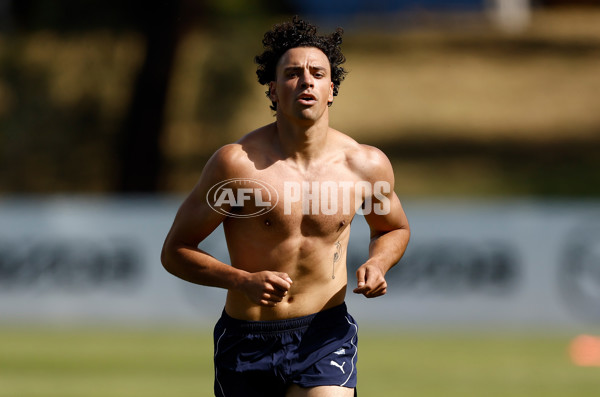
[210,143,248,168]
[205,142,251,179]
[207,124,275,175]
[331,130,389,167]
[331,130,392,182]
[355,144,389,166]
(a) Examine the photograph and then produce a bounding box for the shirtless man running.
[161,17,410,397]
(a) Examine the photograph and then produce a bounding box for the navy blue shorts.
[213,303,358,397]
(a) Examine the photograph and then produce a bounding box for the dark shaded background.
[1,0,599,195]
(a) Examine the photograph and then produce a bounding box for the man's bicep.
[167,145,240,247]
[364,191,408,238]
[168,183,227,248]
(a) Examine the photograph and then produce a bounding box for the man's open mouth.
[297,93,317,104]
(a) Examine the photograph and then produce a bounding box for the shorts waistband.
[220,302,348,334]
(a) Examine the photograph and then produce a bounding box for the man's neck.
[275,114,330,170]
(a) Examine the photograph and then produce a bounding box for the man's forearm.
[367,228,410,272]
[161,244,248,290]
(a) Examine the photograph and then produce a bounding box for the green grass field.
[0,327,597,397]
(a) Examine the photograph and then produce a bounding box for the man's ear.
[328,82,334,103]
[269,81,278,103]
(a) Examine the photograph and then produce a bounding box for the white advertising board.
[1,197,599,331]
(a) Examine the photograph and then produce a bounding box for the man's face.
[270,46,335,123]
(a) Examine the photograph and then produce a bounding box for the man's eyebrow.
[283,65,328,72]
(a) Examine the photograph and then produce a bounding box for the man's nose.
[300,71,314,88]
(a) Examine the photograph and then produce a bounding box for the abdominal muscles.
[224,230,350,320]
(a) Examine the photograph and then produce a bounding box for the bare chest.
[216,164,365,237]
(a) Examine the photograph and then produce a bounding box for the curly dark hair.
[255,16,348,111]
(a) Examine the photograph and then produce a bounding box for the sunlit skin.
[161,46,410,397]
[269,47,334,126]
